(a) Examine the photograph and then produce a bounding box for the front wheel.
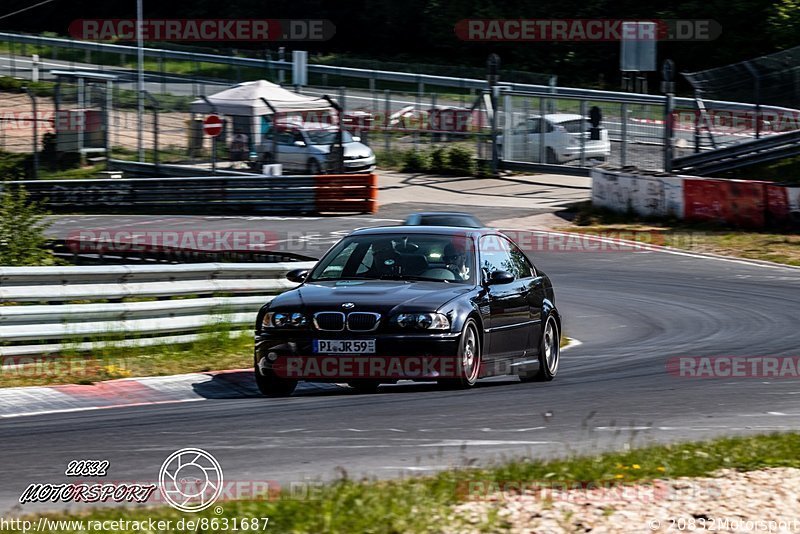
[255,365,297,397]
[439,319,481,389]
[533,314,560,381]
[307,158,322,174]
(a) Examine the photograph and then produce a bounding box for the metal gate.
[496,88,670,174]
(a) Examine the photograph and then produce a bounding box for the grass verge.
[4,432,800,533]
[561,202,800,267]
[1,327,252,388]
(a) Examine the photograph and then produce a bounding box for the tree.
[0,184,56,266]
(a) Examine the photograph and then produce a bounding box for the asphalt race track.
[2,205,800,514]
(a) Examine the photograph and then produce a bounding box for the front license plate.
[313,339,376,354]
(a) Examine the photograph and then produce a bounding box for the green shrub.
[0,152,31,180]
[429,146,446,174]
[446,146,475,175]
[0,184,56,266]
[375,149,405,170]
[401,150,429,173]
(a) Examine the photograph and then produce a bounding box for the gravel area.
[448,468,800,533]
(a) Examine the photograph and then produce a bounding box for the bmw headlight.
[263,311,307,328]
[393,313,450,330]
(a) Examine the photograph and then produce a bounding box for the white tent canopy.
[189,80,335,116]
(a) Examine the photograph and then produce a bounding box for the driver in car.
[443,242,470,281]
[370,239,400,277]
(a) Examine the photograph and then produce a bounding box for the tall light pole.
[136,0,145,161]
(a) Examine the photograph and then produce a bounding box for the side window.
[479,235,514,279]
[527,119,540,134]
[276,131,294,146]
[503,238,534,279]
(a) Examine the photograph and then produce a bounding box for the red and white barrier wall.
[591,168,800,229]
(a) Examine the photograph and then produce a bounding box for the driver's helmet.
[443,242,466,268]
[372,239,398,271]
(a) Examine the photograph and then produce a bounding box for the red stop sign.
[203,114,223,137]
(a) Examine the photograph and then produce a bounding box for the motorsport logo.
[18,448,225,513]
[159,448,224,513]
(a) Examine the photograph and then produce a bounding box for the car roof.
[349,225,493,237]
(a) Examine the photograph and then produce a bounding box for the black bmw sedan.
[254,226,561,397]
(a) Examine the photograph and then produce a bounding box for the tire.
[307,158,322,174]
[348,380,381,394]
[261,152,274,164]
[439,319,481,389]
[255,365,297,397]
[545,147,558,164]
[533,314,560,381]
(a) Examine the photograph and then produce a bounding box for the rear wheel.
[439,319,481,389]
[533,315,560,381]
[255,364,297,397]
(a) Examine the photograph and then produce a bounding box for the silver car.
[258,124,376,174]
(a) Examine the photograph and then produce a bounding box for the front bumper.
[560,142,611,161]
[343,156,376,173]
[255,331,461,381]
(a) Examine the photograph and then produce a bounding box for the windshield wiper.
[378,274,450,283]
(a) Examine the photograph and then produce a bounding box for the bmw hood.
[269,280,471,315]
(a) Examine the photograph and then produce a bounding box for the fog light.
[267,352,279,361]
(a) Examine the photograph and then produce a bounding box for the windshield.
[308,233,476,284]
[559,119,589,134]
[305,129,355,145]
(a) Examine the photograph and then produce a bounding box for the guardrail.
[48,239,316,265]
[3,30,794,116]
[0,262,315,357]
[672,129,800,175]
[2,173,378,215]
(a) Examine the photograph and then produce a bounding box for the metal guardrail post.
[664,93,675,173]
[21,87,38,179]
[579,100,587,167]
[384,90,390,154]
[621,103,628,167]
[415,78,422,151]
[539,97,546,164]
[145,91,160,171]
[490,86,499,173]
[744,62,762,140]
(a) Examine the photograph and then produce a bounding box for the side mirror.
[352,136,361,142]
[286,269,308,283]
[487,270,515,285]
[293,140,306,147]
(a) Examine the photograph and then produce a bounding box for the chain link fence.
[682,45,800,148]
